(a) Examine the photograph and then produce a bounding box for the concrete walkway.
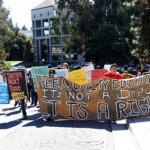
[1,101,150,150]
[127,117,150,150]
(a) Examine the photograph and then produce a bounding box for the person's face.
[110,66,117,73]
[49,71,55,77]
[63,65,67,69]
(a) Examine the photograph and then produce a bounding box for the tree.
[22,25,28,30]
[136,0,150,63]
[4,31,32,61]
[85,25,130,65]
[57,0,134,65]
[24,39,34,62]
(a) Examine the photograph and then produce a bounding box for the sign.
[104,64,111,71]
[5,70,28,100]
[31,66,49,91]
[56,69,68,78]
[68,68,87,85]
[83,63,94,83]
[0,81,9,104]
[91,69,108,81]
[36,74,150,121]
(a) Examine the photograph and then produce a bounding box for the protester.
[104,63,122,80]
[103,63,122,123]
[30,76,38,107]
[20,98,27,119]
[121,65,135,79]
[136,66,142,76]
[62,63,70,72]
[14,100,20,107]
[26,70,32,102]
[49,69,56,77]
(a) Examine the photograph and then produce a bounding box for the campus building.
[31,0,84,65]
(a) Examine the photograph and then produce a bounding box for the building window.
[40,13,42,17]
[43,19,49,27]
[35,20,41,28]
[52,46,61,54]
[51,37,61,45]
[36,29,42,37]
[48,12,49,15]
[43,29,49,36]
[51,55,61,61]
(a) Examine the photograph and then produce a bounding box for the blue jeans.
[31,91,38,106]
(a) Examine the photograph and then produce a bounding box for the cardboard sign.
[5,70,28,100]
[36,74,150,121]
[31,66,49,91]
[84,63,94,83]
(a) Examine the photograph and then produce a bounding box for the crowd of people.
[0,62,149,120]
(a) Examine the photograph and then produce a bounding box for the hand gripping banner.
[36,74,150,121]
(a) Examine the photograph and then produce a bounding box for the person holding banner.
[103,63,122,123]
[62,63,70,72]
[49,69,56,77]
[104,63,122,80]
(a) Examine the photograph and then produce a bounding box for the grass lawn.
[5,61,22,66]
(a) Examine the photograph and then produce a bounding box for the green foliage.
[85,25,130,65]
[57,0,134,65]
[22,25,28,30]
[0,61,12,71]
[0,0,34,64]
[24,39,34,62]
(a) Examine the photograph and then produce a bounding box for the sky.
[3,0,45,29]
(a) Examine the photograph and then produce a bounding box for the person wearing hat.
[104,63,122,80]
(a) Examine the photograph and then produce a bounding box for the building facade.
[31,0,81,65]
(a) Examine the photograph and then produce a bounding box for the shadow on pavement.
[131,117,150,123]
[6,110,21,116]
[2,106,18,111]
[23,114,112,131]
[0,119,22,129]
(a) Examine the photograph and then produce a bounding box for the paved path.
[0,101,113,150]
[1,100,150,150]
